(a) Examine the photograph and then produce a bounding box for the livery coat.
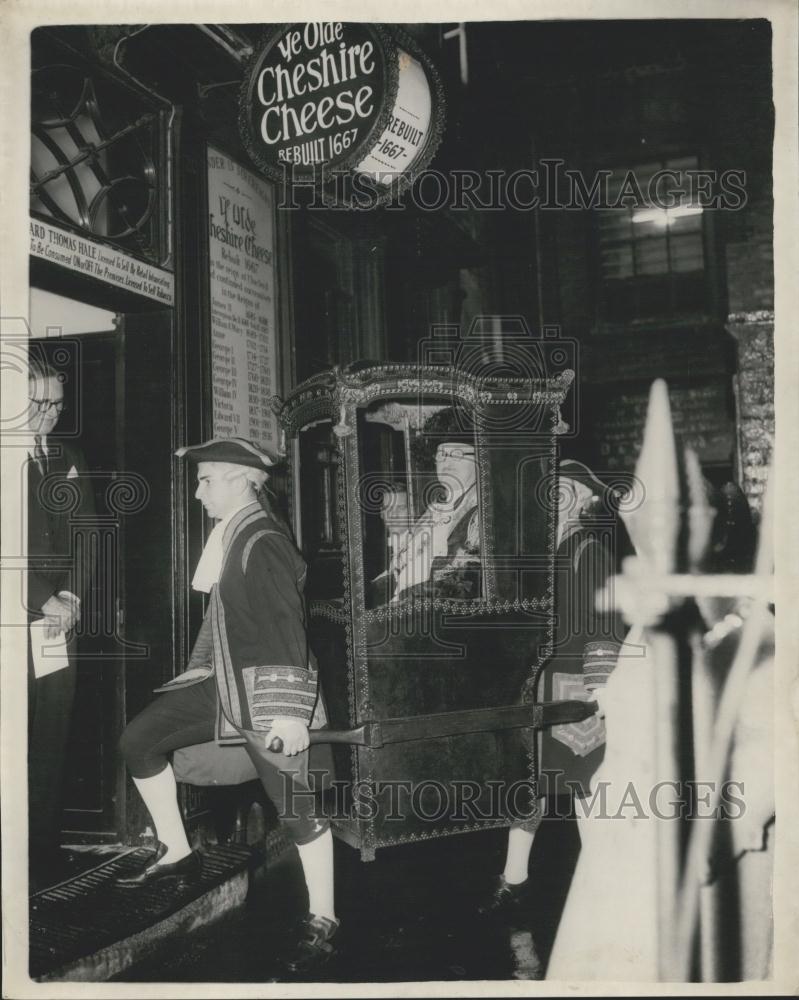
[175,501,320,747]
[536,524,622,797]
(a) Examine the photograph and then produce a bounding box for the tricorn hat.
[175,436,278,470]
[559,459,612,498]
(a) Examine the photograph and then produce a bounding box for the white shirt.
[24,433,80,479]
[24,431,46,458]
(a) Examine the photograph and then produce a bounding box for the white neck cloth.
[191,501,254,593]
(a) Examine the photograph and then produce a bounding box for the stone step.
[30,844,253,982]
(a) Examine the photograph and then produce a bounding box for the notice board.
[207,146,278,451]
[590,381,735,471]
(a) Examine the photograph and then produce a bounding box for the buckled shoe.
[282,913,340,974]
[115,843,201,887]
[477,875,528,917]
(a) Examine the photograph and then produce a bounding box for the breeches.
[119,677,328,846]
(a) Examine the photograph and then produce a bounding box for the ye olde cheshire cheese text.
[256,23,376,150]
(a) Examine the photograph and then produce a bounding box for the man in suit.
[26,359,92,881]
[116,438,338,974]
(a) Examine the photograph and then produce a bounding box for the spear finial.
[625,379,681,575]
[684,446,715,571]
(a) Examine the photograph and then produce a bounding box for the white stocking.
[296,828,336,922]
[503,825,536,885]
[132,766,192,863]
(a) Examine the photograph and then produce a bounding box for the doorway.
[30,310,176,845]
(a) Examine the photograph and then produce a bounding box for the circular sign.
[356,49,432,181]
[240,24,446,208]
[240,23,398,183]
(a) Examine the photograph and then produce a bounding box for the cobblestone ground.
[114,819,580,984]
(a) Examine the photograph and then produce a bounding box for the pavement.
[112,818,581,984]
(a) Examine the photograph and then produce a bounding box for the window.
[30,53,169,267]
[358,400,485,609]
[597,156,708,322]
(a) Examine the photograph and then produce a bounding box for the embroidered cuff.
[582,641,620,690]
[246,665,317,728]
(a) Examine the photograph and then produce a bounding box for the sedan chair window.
[359,401,485,609]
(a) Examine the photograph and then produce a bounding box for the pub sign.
[240,23,445,206]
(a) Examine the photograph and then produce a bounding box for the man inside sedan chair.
[117,438,338,972]
[371,406,481,604]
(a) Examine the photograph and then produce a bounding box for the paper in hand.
[30,619,70,678]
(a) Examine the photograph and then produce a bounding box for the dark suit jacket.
[27,439,93,616]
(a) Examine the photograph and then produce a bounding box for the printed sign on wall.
[29,218,174,305]
[207,146,278,451]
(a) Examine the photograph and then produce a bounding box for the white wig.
[242,467,269,491]
[203,461,269,491]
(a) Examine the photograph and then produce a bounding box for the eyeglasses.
[435,446,475,461]
[29,398,65,414]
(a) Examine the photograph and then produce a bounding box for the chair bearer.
[117,437,338,973]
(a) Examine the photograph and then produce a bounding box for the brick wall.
[724,196,774,516]
[727,314,774,516]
